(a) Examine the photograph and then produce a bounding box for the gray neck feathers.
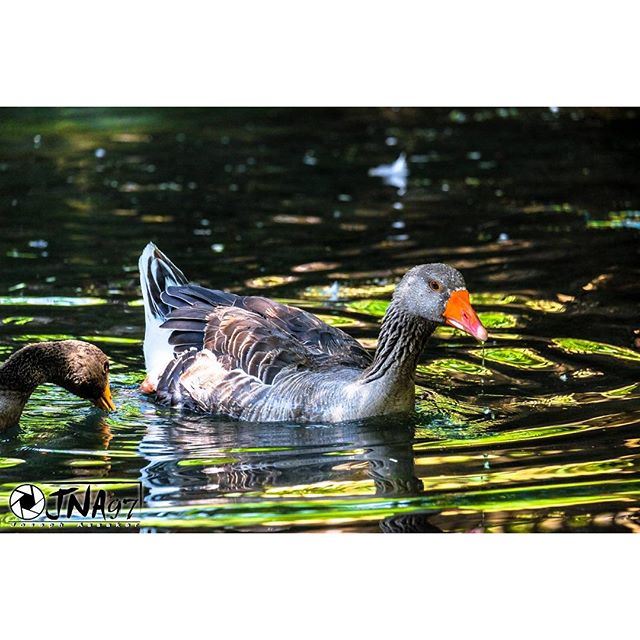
[361,300,436,385]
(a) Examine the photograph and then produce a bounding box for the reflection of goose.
[0,340,115,430]
[138,413,423,507]
[379,513,442,533]
[138,244,487,423]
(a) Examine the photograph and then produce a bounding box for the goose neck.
[361,300,436,385]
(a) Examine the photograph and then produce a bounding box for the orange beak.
[443,289,488,342]
[93,381,116,412]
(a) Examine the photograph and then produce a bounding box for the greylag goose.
[139,243,487,423]
[0,340,115,430]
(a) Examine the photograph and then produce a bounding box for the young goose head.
[46,340,116,411]
[0,340,115,430]
[393,263,488,341]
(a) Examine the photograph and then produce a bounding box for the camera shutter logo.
[9,484,46,520]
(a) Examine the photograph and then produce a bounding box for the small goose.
[0,340,115,431]
[139,243,487,423]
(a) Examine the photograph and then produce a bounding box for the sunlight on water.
[552,338,640,362]
[417,359,494,378]
[0,107,639,532]
[478,348,557,370]
[0,296,109,306]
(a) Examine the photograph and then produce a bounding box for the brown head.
[44,340,116,411]
[0,340,115,430]
[0,340,117,411]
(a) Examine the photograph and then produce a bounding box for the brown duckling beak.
[443,289,488,342]
[93,383,116,412]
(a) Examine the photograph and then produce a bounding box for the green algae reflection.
[417,358,493,378]
[552,338,640,362]
[475,347,556,370]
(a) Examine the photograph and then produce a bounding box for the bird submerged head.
[44,340,116,411]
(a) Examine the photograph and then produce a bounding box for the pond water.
[1,107,639,532]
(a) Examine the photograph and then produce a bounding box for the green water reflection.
[0,107,639,532]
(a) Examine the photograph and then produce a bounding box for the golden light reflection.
[141,214,175,224]
[291,261,340,273]
[245,275,300,289]
[304,284,395,301]
[271,214,322,225]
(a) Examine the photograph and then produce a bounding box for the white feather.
[138,242,176,387]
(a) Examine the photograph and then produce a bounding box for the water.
[1,107,639,532]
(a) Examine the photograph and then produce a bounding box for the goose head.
[393,264,488,342]
[48,340,116,411]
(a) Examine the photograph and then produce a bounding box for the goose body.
[139,243,487,423]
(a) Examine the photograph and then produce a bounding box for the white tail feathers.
[138,242,188,389]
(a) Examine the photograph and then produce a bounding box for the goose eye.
[429,280,442,292]
[103,362,109,373]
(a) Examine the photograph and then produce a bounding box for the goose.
[138,243,487,423]
[0,340,115,431]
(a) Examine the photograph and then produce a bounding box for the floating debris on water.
[303,151,317,166]
[368,153,409,194]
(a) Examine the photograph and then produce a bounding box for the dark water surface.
[1,107,639,532]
